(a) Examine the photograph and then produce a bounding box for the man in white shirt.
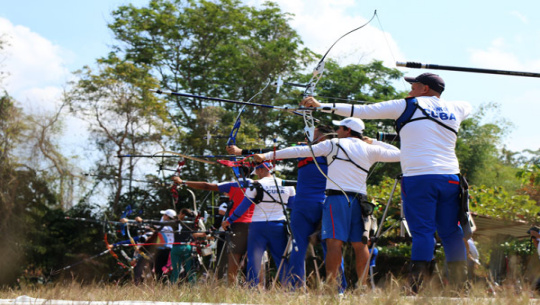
[253,118,399,289]
[301,73,472,292]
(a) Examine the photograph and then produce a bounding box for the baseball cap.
[332,117,365,134]
[160,209,177,218]
[404,73,445,94]
[251,162,273,175]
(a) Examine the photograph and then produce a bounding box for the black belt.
[325,189,365,198]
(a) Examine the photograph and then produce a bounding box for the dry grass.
[1,277,539,305]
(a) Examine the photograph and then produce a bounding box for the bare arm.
[172,177,219,191]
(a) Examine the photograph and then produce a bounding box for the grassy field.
[1,278,538,305]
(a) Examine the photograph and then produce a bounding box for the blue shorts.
[321,194,365,242]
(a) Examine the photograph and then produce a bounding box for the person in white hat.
[253,118,400,289]
[152,209,176,281]
[301,73,472,292]
[222,161,296,288]
[160,209,177,219]
[227,125,349,291]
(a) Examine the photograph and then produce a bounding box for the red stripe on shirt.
[297,157,314,168]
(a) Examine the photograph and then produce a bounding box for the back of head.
[404,72,445,95]
[252,161,273,177]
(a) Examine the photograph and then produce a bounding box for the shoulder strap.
[249,182,265,204]
[326,139,339,166]
[336,143,370,174]
[395,97,458,136]
[249,181,281,204]
[395,97,418,134]
[327,139,369,174]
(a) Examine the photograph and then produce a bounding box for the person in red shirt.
[172,172,254,285]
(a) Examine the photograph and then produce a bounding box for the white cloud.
[468,38,526,71]
[0,18,71,110]
[0,17,90,162]
[468,36,540,72]
[246,0,404,68]
[469,47,524,71]
[510,11,528,24]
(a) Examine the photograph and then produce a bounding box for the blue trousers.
[246,221,288,286]
[402,174,466,262]
[286,204,347,291]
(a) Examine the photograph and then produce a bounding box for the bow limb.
[170,160,186,209]
[301,10,378,142]
[126,222,150,262]
[104,232,130,270]
[226,79,272,177]
[303,10,378,98]
[227,105,246,179]
[300,12,378,204]
[102,214,133,271]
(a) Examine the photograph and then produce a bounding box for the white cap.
[218,202,228,213]
[160,209,177,218]
[332,117,365,134]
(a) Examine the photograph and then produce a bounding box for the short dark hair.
[316,124,336,139]
[342,126,363,139]
[237,165,251,178]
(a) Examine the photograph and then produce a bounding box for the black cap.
[405,73,445,94]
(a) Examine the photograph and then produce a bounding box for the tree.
[65,54,170,214]
[456,102,519,190]
[107,0,314,182]
[0,92,28,286]
[516,160,540,205]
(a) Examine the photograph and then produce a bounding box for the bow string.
[300,11,378,207]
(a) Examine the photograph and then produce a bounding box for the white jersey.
[320,96,472,176]
[245,176,296,222]
[160,225,174,249]
[264,138,399,194]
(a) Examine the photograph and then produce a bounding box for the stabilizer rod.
[397,61,540,78]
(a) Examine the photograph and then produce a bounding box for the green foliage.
[0,92,28,286]
[378,242,411,257]
[499,238,534,256]
[469,185,540,223]
[456,102,519,189]
[515,162,540,205]
[278,61,405,181]
[66,54,169,213]
[108,0,313,183]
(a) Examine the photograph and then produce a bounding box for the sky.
[1,0,540,163]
